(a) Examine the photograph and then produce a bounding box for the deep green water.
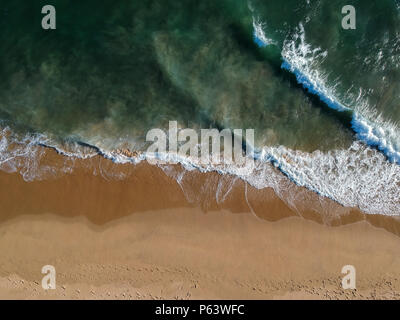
[0,0,367,153]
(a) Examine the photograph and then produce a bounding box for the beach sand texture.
[0,149,399,300]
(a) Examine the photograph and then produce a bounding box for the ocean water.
[0,0,399,216]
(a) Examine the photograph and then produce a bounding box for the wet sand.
[0,149,400,299]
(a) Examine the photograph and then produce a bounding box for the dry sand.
[0,149,400,299]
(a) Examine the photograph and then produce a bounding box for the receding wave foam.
[1,124,399,216]
[0,126,59,181]
[262,142,400,216]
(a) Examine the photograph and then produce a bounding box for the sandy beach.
[0,149,400,300]
[1,0,400,302]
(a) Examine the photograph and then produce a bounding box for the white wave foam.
[0,126,74,181]
[248,2,276,48]
[281,24,347,112]
[252,18,274,47]
[261,142,400,216]
[278,22,400,164]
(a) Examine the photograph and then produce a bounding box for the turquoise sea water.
[0,0,399,215]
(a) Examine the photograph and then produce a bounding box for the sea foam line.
[1,123,400,216]
[68,138,400,217]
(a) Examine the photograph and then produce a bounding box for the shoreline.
[1,147,400,234]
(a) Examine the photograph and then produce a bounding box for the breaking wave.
[254,20,400,164]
